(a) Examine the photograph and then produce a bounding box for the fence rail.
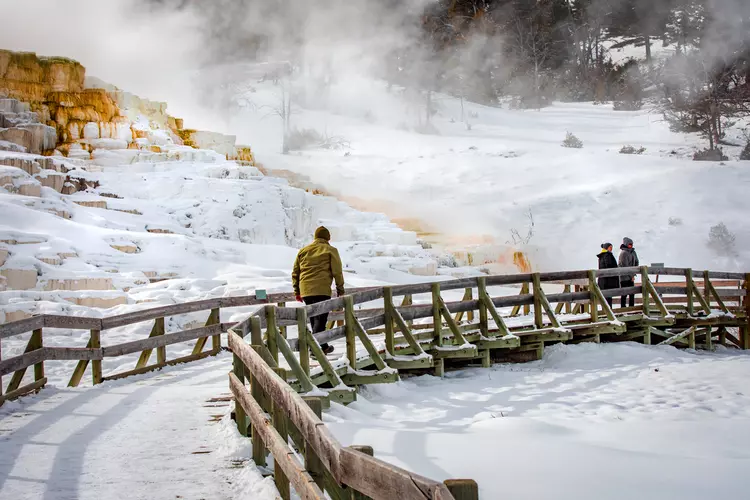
[1,265,748,499]
[225,266,749,500]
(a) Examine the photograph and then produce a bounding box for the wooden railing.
[0,291,300,405]
[229,324,474,500]
[226,266,749,500]
[2,266,746,497]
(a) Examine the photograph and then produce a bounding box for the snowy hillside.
[193,66,750,275]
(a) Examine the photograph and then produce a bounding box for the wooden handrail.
[228,330,457,500]
[1,265,748,407]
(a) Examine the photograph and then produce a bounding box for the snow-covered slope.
[326,342,750,500]
[200,67,750,274]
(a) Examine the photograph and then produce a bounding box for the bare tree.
[509,14,553,110]
[262,62,296,153]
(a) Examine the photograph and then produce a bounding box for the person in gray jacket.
[618,237,639,307]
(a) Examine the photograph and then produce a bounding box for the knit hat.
[601,242,612,250]
[622,237,634,247]
[314,226,331,241]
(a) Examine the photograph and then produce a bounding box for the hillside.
[208,65,750,274]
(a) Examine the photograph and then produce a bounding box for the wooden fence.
[226,266,749,500]
[0,291,300,406]
[1,265,747,499]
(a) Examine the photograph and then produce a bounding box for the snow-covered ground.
[327,342,750,500]
[0,354,278,500]
[4,343,750,500]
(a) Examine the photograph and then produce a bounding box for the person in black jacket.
[618,237,639,307]
[597,242,619,307]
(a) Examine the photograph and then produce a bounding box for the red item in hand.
[296,295,303,303]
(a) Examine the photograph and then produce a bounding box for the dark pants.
[303,295,331,348]
[621,279,635,308]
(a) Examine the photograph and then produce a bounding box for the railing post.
[703,270,712,307]
[250,316,263,345]
[31,328,44,382]
[587,271,599,322]
[296,308,309,375]
[532,274,544,329]
[302,397,325,490]
[91,329,102,385]
[522,282,530,316]
[348,445,375,500]
[344,295,357,368]
[444,479,479,500]
[477,277,488,337]
[467,288,475,322]
[432,283,445,377]
[742,273,750,349]
[247,315,269,465]
[232,349,247,436]
[210,307,221,352]
[384,287,395,356]
[402,294,413,328]
[432,283,442,345]
[272,367,291,500]
[278,302,287,339]
[685,269,695,316]
[641,266,650,316]
[266,306,279,363]
[155,317,166,365]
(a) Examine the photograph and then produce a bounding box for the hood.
[622,237,633,247]
[314,226,331,241]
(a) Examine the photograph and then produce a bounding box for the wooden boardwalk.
[1,265,748,500]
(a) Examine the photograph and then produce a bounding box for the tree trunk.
[644,35,652,63]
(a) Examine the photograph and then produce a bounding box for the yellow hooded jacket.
[292,233,345,298]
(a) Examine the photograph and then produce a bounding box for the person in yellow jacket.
[292,226,345,354]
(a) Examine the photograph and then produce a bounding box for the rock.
[0,50,85,102]
[47,209,72,219]
[0,139,26,152]
[37,255,62,265]
[17,181,42,197]
[87,138,128,150]
[74,200,107,209]
[83,121,100,139]
[408,261,438,276]
[112,207,142,215]
[0,156,40,175]
[2,309,33,323]
[110,244,139,254]
[43,277,114,291]
[0,98,31,114]
[61,182,77,195]
[0,122,56,154]
[0,247,8,266]
[63,295,128,308]
[182,130,237,156]
[146,227,174,234]
[230,145,255,165]
[0,268,38,290]
[34,170,66,192]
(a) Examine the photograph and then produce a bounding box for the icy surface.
[325,343,750,499]
[0,354,279,500]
